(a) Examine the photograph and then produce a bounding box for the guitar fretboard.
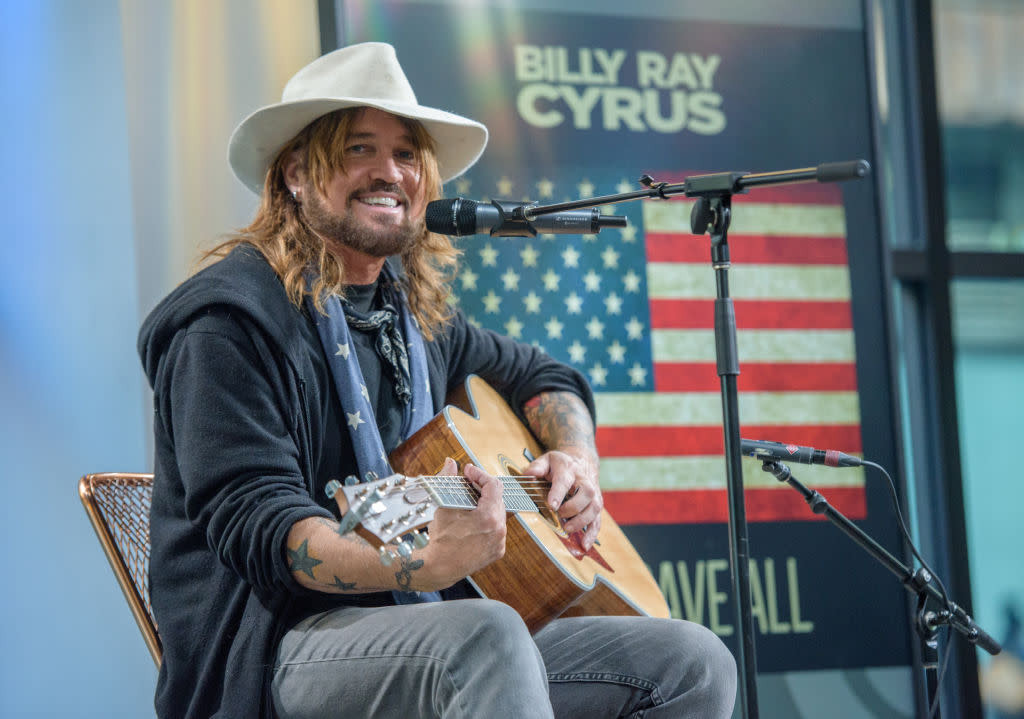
[420,476,540,514]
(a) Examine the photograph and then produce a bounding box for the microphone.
[426,197,627,237]
[740,438,863,467]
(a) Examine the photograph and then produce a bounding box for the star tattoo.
[331,575,357,591]
[286,539,322,580]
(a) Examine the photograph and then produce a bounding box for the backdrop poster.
[336,1,916,709]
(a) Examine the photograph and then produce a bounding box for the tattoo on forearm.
[523,392,596,452]
[287,539,323,580]
[394,556,424,591]
[290,519,400,592]
[317,517,372,548]
[331,575,357,591]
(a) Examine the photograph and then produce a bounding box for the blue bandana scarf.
[305,264,439,604]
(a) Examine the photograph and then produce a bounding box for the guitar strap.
[304,263,440,604]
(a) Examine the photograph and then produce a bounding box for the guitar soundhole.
[497,453,518,476]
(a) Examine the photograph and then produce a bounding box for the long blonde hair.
[203,107,458,340]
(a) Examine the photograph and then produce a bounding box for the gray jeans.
[271,599,737,718]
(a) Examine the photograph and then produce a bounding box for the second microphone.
[426,197,627,237]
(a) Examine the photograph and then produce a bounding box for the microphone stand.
[519,160,871,719]
[757,459,1001,718]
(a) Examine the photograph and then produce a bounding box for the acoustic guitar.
[327,374,670,633]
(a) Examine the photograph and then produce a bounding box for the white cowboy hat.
[228,42,489,194]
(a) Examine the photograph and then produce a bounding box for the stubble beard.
[302,185,424,259]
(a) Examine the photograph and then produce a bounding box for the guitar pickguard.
[557,529,613,571]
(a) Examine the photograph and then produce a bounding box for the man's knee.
[433,599,551,712]
[440,599,535,656]
[663,620,737,712]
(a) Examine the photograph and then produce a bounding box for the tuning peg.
[395,540,413,559]
[378,546,395,566]
[356,484,384,502]
[344,475,359,486]
[364,471,379,482]
[324,479,341,499]
[412,531,429,549]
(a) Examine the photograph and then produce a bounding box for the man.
[139,42,736,718]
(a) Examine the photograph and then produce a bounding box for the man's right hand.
[419,458,507,588]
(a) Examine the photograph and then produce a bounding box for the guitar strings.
[397,474,567,508]
[411,475,552,490]
[351,475,577,512]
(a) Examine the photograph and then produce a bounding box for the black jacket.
[137,245,594,719]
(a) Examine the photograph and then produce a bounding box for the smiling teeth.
[362,197,398,207]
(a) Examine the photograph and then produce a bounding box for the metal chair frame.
[79,472,161,666]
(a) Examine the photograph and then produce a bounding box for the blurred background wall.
[0,1,319,715]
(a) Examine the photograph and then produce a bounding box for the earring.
[291,189,298,200]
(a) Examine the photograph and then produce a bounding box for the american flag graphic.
[448,170,866,525]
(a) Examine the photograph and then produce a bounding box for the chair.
[79,472,161,666]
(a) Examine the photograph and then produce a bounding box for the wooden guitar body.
[388,375,670,633]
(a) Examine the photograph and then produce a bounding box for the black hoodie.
[137,245,594,718]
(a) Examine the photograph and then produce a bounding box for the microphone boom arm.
[760,458,1001,657]
[516,160,871,220]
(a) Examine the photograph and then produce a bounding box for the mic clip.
[638,174,671,200]
[491,199,543,237]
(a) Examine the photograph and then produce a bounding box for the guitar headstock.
[325,473,435,565]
